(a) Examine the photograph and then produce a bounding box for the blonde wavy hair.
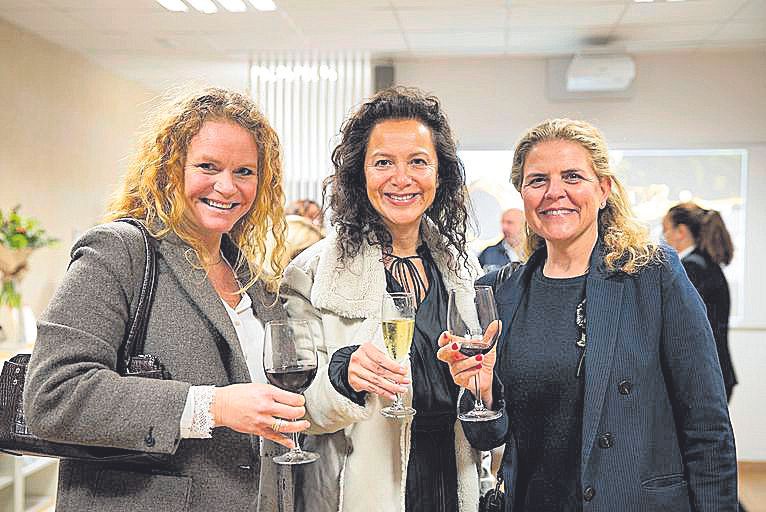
[106,87,287,292]
[510,118,659,274]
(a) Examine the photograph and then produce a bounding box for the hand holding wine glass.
[443,285,501,422]
[262,319,321,465]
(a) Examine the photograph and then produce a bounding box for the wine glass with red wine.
[263,319,320,465]
[447,285,502,422]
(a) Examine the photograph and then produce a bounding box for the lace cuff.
[180,386,216,439]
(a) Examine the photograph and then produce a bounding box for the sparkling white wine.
[381,318,415,361]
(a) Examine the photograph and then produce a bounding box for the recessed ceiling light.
[633,0,654,3]
[217,0,248,12]
[155,0,188,11]
[248,0,277,11]
[187,0,218,13]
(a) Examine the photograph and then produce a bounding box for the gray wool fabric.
[23,221,291,512]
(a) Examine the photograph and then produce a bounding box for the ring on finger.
[271,418,284,432]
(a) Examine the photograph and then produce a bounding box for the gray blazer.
[23,221,291,512]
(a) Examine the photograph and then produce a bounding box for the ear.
[599,176,612,205]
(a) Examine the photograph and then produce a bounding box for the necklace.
[575,297,587,378]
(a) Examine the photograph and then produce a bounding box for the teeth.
[204,199,235,210]
[542,209,573,216]
[388,193,417,201]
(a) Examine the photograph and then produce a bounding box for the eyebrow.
[190,155,258,168]
[367,149,434,159]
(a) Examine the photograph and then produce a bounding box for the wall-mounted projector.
[566,54,636,92]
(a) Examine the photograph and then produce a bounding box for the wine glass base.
[380,406,416,419]
[458,408,502,422]
[272,450,320,465]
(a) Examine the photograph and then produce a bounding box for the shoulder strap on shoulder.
[113,218,158,373]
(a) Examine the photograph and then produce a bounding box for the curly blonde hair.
[106,87,286,292]
[510,118,659,274]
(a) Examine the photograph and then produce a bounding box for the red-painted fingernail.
[451,343,459,351]
[476,354,483,362]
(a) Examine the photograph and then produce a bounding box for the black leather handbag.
[0,218,170,463]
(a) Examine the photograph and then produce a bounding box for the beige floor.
[739,462,766,512]
[740,462,766,512]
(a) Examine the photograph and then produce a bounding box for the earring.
[600,201,606,209]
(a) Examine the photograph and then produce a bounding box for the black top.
[682,248,737,398]
[329,245,459,512]
[500,264,586,511]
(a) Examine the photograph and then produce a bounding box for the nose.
[389,162,414,187]
[213,171,236,196]
[543,176,566,200]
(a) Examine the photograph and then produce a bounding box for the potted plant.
[0,206,57,344]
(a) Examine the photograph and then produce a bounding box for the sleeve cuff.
[180,385,215,439]
[328,345,367,406]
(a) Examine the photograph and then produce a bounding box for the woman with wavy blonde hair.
[439,118,737,511]
[25,87,307,511]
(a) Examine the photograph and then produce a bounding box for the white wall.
[0,19,154,315]
[396,50,766,460]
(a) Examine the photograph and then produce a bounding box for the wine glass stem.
[393,392,403,409]
[473,374,486,411]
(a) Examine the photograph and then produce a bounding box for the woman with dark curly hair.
[282,86,482,512]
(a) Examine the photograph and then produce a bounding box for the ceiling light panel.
[248,0,277,11]
[155,0,189,11]
[217,0,248,12]
[187,0,218,13]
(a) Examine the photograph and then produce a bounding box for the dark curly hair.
[323,86,471,274]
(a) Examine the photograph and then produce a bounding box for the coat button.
[144,432,156,447]
[598,432,614,449]
[583,486,596,502]
[618,380,632,395]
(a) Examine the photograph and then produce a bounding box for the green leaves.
[0,206,57,250]
[0,280,21,308]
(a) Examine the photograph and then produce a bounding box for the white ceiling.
[1,0,764,91]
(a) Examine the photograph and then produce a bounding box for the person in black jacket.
[663,202,738,399]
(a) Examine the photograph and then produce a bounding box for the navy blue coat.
[465,242,737,511]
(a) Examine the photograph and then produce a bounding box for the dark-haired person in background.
[663,202,737,399]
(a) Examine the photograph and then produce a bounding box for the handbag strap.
[114,218,159,375]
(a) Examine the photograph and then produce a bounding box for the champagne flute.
[447,285,502,422]
[380,292,417,419]
[263,319,320,465]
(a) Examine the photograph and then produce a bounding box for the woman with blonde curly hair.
[439,118,737,511]
[24,87,307,511]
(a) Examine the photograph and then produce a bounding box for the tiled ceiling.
[1,0,764,90]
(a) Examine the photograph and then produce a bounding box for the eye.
[524,176,547,188]
[563,171,584,183]
[235,167,256,177]
[195,163,216,173]
[373,159,393,169]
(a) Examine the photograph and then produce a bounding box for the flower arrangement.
[0,206,58,308]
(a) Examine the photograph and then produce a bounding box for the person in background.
[287,198,324,231]
[439,118,738,511]
[281,86,483,512]
[478,208,524,272]
[663,202,737,399]
[24,87,308,511]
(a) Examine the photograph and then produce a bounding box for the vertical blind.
[249,52,372,205]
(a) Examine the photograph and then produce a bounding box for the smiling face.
[520,139,610,253]
[183,120,259,249]
[363,119,438,237]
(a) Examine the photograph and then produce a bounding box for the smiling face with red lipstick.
[363,119,438,240]
[520,139,611,256]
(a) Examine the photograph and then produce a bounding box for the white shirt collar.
[678,244,696,260]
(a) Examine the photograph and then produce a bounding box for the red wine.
[265,364,318,394]
[459,343,492,358]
